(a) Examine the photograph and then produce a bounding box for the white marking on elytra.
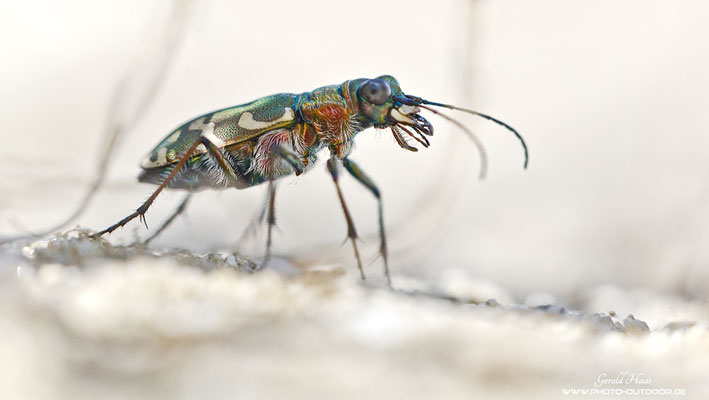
[390,108,415,124]
[203,130,224,147]
[190,117,224,147]
[141,147,168,169]
[166,130,181,144]
[238,108,295,130]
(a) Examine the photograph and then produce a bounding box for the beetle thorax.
[299,85,362,157]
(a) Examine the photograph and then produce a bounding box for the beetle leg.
[272,145,305,175]
[199,137,243,186]
[94,136,240,237]
[263,175,277,266]
[141,141,242,245]
[141,193,192,245]
[326,156,366,280]
[236,187,270,245]
[262,144,305,265]
[342,158,390,286]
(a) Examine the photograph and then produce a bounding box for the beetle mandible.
[94,75,528,285]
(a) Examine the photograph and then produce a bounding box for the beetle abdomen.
[138,147,254,191]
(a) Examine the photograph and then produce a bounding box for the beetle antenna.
[418,105,488,180]
[410,96,528,169]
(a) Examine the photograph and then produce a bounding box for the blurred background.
[2,0,709,302]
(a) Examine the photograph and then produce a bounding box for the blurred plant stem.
[0,0,195,243]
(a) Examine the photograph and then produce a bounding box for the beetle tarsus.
[350,237,365,281]
[93,210,140,237]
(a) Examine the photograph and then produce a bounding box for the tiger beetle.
[94,75,528,285]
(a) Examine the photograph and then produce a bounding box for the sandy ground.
[0,231,707,400]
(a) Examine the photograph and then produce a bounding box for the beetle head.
[353,75,434,152]
[351,75,529,179]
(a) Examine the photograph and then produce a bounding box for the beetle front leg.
[342,158,390,285]
[326,155,366,280]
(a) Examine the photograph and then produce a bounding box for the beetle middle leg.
[94,136,242,237]
[236,186,270,245]
[262,176,277,265]
[261,144,305,264]
[326,155,366,280]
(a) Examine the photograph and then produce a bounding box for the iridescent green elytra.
[97,75,528,285]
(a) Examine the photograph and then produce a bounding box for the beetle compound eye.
[359,79,392,106]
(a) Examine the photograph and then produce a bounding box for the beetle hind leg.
[93,136,243,238]
[141,193,192,245]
